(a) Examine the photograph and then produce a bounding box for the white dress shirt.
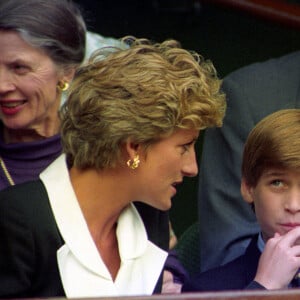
[40,154,168,298]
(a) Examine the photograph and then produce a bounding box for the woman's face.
[136,128,199,211]
[0,31,67,138]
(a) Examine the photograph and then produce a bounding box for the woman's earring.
[127,155,140,170]
[57,81,69,91]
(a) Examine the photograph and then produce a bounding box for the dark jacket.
[183,235,263,291]
[0,180,169,298]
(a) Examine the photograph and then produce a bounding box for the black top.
[0,180,169,298]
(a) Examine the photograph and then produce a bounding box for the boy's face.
[241,168,300,244]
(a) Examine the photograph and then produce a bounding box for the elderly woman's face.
[0,31,64,135]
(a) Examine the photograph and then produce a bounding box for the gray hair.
[0,0,86,68]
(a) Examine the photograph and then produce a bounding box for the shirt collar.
[257,232,265,253]
[40,154,168,297]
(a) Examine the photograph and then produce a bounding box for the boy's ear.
[240,178,254,204]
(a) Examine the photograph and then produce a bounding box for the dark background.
[74,0,300,238]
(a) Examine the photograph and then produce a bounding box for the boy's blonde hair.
[242,109,300,187]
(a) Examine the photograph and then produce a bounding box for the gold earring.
[127,155,140,170]
[57,81,69,91]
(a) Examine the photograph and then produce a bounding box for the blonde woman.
[0,37,225,298]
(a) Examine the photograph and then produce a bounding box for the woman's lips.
[0,100,26,115]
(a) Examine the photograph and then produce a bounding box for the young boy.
[183,109,300,291]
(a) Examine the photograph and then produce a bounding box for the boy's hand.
[254,228,300,289]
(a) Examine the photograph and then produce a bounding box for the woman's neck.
[69,167,127,225]
[69,166,126,280]
[2,121,60,143]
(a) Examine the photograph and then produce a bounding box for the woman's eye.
[183,145,189,152]
[12,64,29,74]
[181,142,193,154]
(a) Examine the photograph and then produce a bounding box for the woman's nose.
[182,149,198,177]
[0,69,15,94]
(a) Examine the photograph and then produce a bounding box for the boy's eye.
[271,179,283,187]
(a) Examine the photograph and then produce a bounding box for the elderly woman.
[0,0,127,187]
[0,0,86,188]
[0,37,225,297]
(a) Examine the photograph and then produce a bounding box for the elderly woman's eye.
[12,63,29,74]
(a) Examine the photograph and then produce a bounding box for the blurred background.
[74,0,300,238]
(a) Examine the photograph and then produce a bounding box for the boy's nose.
[284,190,300,213]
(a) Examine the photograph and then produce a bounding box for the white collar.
[40,154,167,298]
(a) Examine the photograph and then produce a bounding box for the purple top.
[0,131,62,190]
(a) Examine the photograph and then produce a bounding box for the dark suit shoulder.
[0,179,47,205]
[183,236,260,292]
[0,180,55,229]
[227,50,300,82]
[0,180,64,297]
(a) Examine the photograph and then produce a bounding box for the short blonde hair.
[60,37,226,169]
[242,109,300,187]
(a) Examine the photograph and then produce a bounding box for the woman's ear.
[64,68,75,82]
[61,66,76,84]
[240,178,255,204]
[125,139,140,160]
